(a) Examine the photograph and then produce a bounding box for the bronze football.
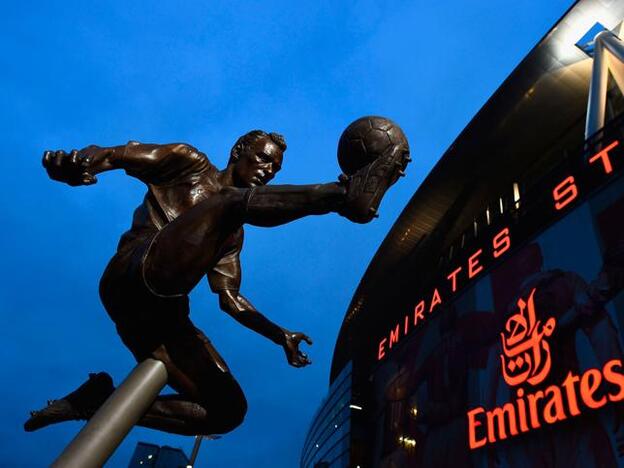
[337,116,409,176]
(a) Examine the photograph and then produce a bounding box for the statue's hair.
[229,130,287,165]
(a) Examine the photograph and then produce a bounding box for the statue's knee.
[220,395,248,433]
[193,388,247,435]
[235,396,248,423]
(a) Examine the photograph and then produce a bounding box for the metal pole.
[585,31,611,140]
[602,32,624,63]
[52,359,168,468]
[602,33,624,98]
[188,436,204,467]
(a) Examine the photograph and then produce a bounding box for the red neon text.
[589,140,619,174]
[468,359,624,449]
[553,176,578,211]
[377,226,511,360]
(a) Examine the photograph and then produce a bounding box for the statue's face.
[233,136,283,187]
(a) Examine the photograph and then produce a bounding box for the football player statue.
[25,117,410,436]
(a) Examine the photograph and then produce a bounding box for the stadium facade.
[302,0,624,466]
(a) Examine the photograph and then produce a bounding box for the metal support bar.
[602,32,624,62]
[603,33,624,97]
[585,31,624,140]
[586,32,612,140]
[188,436,204,467]
[609,52,624,97]
[52,359,168,468]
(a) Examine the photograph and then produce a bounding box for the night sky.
[3,1,572,466]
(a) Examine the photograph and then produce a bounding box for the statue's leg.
[132,320,247,435]
[26,249,246,435]
[243,183,347,226]
[24,371,244,436]
[102,260,247,435]
[142,183,346,296]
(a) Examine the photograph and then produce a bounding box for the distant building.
[128,442,189,468]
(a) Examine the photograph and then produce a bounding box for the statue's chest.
[149,177,219,223]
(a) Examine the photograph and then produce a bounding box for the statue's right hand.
[282,331,313,368]
[42,149,97,186]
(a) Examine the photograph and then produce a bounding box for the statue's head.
[228,130,286,187]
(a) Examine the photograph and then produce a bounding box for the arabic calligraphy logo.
[500,288,556,387]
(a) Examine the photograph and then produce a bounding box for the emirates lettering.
[468,359,624,449]
[377,226,511,360]
[376,138,622,363]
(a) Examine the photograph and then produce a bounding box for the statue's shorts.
[98,231,242,407]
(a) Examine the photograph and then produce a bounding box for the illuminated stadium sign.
[499,288,555,388]
[376,139,622,362]
[467,287,624,449]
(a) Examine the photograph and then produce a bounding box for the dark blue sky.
[2,1,572,466]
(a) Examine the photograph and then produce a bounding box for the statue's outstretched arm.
[217,290,313,368]
[42,142,202,186]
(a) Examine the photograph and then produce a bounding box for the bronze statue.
[25,118,409,436]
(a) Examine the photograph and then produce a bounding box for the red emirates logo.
[500,288,556,387]
[467,287,624,449]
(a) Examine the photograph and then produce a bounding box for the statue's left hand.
[282,331,313,368]
[42,149,97,186]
